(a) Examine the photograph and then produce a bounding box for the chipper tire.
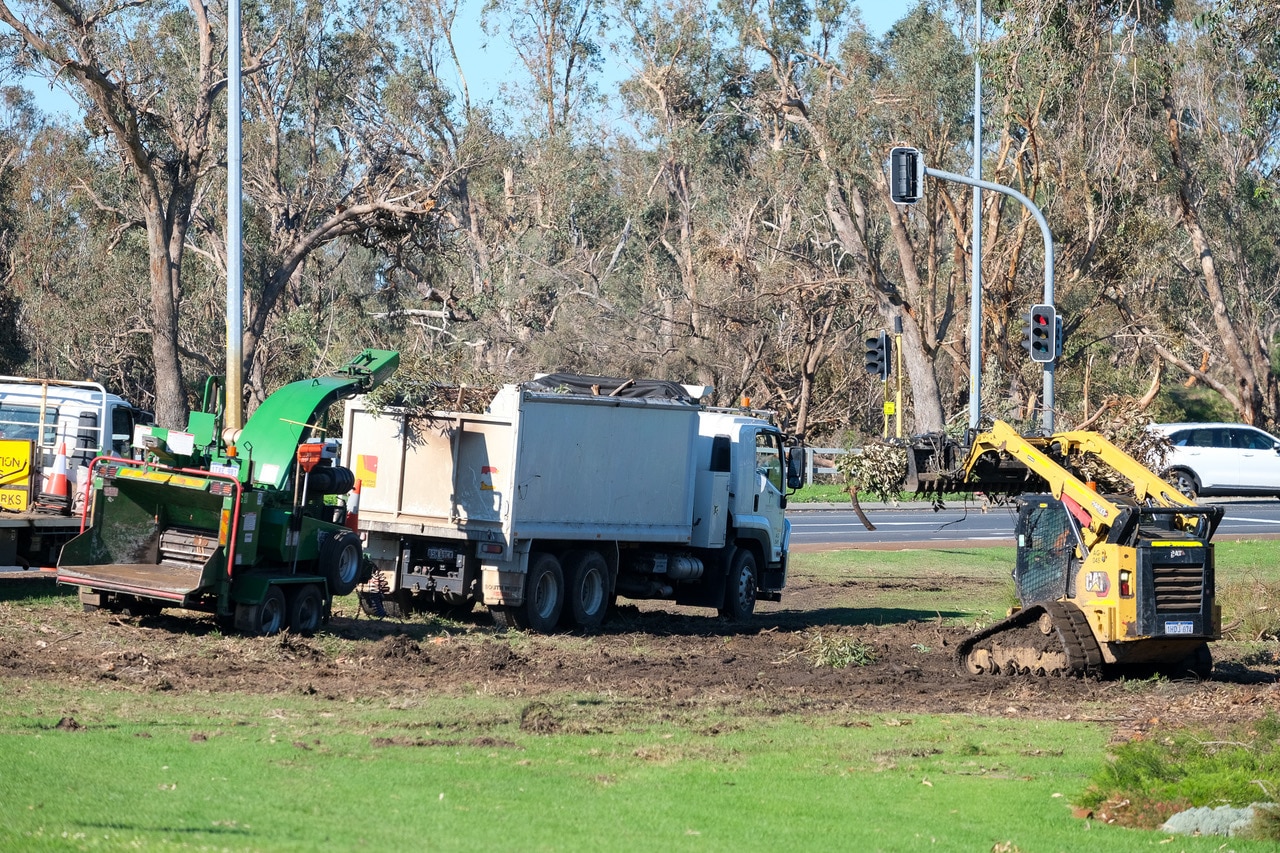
[320,530,364,597]
[287,584,325,635]
[235,585,287,636]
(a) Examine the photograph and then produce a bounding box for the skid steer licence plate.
[1164,620,1194,635]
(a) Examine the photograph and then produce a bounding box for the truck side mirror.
[786,446,805,491]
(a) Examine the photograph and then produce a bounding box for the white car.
[1151,422,1280,499]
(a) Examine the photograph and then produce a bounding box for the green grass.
[1076,714,1280,835]
[4,544,1279,850]
[2,683,1275,852]
[788,483,974,504]
[789,546,1019,625]
[789,482,849,503]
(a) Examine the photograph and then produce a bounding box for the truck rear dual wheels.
[561,550,609,629]
[493,553,566,633]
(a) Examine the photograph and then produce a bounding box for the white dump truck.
[341,374,802,630]
[0,376,151,570]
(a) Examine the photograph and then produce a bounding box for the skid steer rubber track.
[957,600,1103,677]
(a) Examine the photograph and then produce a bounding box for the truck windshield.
[0,404,57,445]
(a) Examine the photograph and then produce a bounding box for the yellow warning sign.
[0,439,34,512]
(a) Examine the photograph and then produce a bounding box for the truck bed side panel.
[509,396,697,542]
[345,394,699,545]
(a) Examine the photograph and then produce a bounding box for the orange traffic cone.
[36,443,71,514]
[345,479,362,532]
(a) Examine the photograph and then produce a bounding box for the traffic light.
[888,147,924,204]
[1021,304,1056,363]
[1055,315,1065,358]
[864,331,891,379]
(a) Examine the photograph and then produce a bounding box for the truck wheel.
[513,552,564,632]
[235,585,287,636]
[319,530,364,596]
[719,547,757,621]
[562,550,608,629]
[288,584,325,635]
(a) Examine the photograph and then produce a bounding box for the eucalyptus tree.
[0,0,229,426]
[719,0,956,433]
[0,84,34,373]
[194,0,443,405]
[1,114,162,398]
[482,0,606,137]
[983,0,1280,426]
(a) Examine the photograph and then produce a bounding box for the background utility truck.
[343,374,803,630]
[0,377,150,571]
[56,350,398,634]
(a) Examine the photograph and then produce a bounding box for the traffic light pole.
[921,165,1056,432]
[894,317,903,439]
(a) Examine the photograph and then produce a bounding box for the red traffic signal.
[1022,304,1056,363]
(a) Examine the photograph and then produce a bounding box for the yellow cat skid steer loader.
[913,421,1222,678]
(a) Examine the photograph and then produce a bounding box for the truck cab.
[0,377,151,513]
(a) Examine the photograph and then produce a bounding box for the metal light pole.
[968,0,983,437]
[226,1,244,433]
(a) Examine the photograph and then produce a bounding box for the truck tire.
[512,552,564,632]
[562,550,609,629]
[288,584,325,635]
[319,530,364,596]
[235,585,287,636]
[719,547,757,621]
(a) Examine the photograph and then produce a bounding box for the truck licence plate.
[1164,621,1194,635]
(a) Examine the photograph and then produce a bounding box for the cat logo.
[1085,571,1110,596]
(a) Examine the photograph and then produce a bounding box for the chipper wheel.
[235,585,287,636]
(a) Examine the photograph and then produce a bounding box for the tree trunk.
[1162,87,1266,424]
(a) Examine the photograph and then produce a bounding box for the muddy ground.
[2,570,1278,742]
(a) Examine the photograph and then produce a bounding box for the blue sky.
[23,2,907,122]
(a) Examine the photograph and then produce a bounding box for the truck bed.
[344,388,701,545]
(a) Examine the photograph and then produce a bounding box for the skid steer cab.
[56,349,399,635]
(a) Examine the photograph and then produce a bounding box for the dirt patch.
[2,575,1278,740]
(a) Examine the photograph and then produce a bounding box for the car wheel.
[1167,468,1200,500]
